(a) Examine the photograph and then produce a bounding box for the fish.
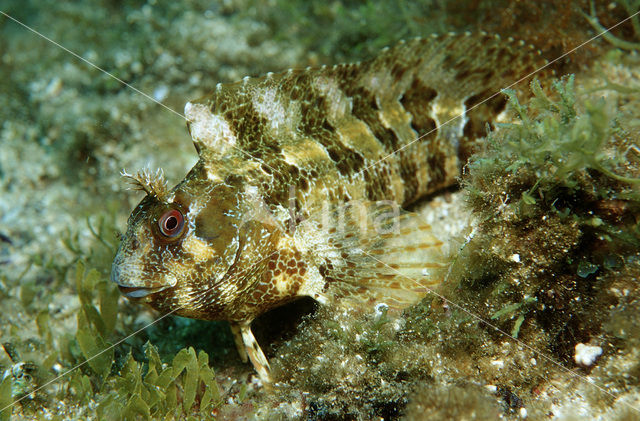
[111,32,547,383]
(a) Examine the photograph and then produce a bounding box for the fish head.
[111,163,275,319]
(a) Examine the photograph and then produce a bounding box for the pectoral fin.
[301,201,448,311]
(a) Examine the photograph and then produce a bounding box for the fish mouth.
[112,258,172,299]
[117,285,164,299]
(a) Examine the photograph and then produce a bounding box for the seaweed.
[468,75,639,209]
[446,74,640,412]
[74,262,119,381]
[491,296,537,338]
[73,262,222,420]
[0,259,224,419]
[97,344,221,420]
[583,0,640,50]
[0,376,11,421]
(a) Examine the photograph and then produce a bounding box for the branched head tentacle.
[121,168,170,201]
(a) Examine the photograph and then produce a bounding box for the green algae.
[491,296,537,338]
[0,375,12,421]
[96,344,221,420]
[460,74,640,338]
[73,260,224,419]
[75,262,117,380]
[446,73,640,414]
[4,261,223,419]
[584,0,640,50]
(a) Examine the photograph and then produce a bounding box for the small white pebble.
[131,61,143,74]
[85,50,98,62]
[511,253,521,262]
[393,319,403,331]
[530,358,537,366]
[491,359,504,368]
[43,77,62,98]
[519,407,528,418]
[153,85,169,102]
[189,73,201,85]
[485,384,498,393]
[375,303,388,318]
[574,343,603,366]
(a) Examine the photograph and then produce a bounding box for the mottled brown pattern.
[112,33,549,382]
[341,84,400,152]
[297,87,366,178]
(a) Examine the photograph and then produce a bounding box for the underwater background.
[1,0,640,419]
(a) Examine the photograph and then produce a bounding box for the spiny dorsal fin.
[183,33,548,163]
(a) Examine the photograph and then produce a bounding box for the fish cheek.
[194,200,240,267]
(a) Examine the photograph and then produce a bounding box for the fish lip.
[112,258,168,298]
[112,266,166,298]
[117,285,163,299]
[112,253,178,298]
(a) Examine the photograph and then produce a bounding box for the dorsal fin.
[183,33,550,213]
[184,32,547,162]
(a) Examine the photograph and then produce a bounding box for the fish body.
[111,33,545,382]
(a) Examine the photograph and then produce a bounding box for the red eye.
[158,209,185,238]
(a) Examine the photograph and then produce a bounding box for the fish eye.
[158,208,185,238]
